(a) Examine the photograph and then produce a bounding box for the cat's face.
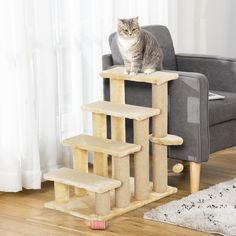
[117,17,140,38]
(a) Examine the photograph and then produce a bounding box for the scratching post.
[95,191,111,215]
[152,145,168,192]
[110,79,125,177]
[72,148,88,196]
[110,79,125,141]
[114,155,130,208]
[133,119,150,200]
[54,182,69,203]
[152,83,168,193]
[152,83,168,136]
[92,112,108,177]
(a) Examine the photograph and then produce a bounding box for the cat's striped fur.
[117,17,163,75]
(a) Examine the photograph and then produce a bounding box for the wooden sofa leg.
[189,162,201,193]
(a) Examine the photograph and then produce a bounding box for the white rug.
[144,179,236,236]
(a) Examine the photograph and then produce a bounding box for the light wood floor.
[0,147,235,236]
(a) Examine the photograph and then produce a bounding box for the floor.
[0,147,235,236]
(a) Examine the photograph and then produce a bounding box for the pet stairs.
[43,66,183,222]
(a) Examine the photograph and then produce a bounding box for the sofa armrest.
[168,71,209,163]
[102,54,113,70]
[103,64,210,163]
[176,53,236,93]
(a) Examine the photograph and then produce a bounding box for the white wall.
[168,0,236,57]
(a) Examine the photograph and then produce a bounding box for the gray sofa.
[102,25,236,192]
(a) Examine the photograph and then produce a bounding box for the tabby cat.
[117,17,163,75]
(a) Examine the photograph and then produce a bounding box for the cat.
[117,17,163,75]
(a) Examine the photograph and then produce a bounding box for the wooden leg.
[92,113,108,177]
[72,148,88,197]
[95,191,110,216]
[54,182,69,203]
[114,155,130,208]
[133,119,150,200]
[189,162,201,193]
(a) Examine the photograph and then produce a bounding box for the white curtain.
[0,0,167,192]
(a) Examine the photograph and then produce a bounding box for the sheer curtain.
[0,0,168,192]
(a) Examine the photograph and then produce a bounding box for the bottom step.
[44,178,177,221]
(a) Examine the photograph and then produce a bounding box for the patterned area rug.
[144,179,236,236]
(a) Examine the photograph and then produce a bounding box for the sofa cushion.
[109,25,177,70]
[209,91,236,126]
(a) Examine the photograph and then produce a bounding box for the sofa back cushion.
[109,25,177,70]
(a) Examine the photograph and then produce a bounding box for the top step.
[100,67,178,85]
[81,101,160,121]
[44,168,121,194]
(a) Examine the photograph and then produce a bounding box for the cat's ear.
[118,18,124,24]
[133,16,139,22]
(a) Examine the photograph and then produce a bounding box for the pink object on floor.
[90,220,107,230]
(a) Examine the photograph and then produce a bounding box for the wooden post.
[133,119,150,200]
[152,83,168,193]
[54,182,69,203]
[114,155,130,208]
[92,113,108,177]
[110,79,125,177]
[72,148,88,196]
[95,191,111,215]
[190,162,201,193]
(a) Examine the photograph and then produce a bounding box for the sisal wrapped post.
[72,148,88,196]
[114,155,130,208]
[54,182,70,203]
[92,113,108,177]
[110,79,125,176]
[95,191,111,216]
[133,118,150,200]
[152,83,168,193]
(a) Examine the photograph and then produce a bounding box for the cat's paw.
[144,68,156,74]
[124,70,129,75]
[129,71,137,76]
